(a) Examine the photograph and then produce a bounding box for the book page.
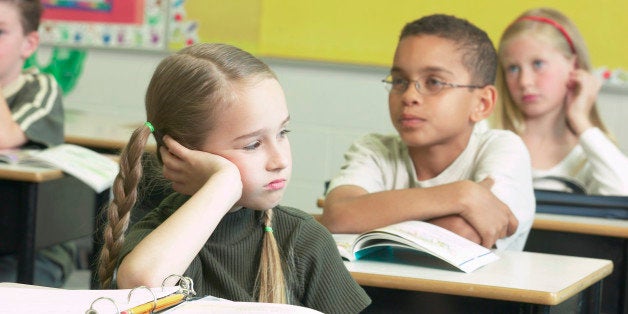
[28,144,119,192]
[332,234,359,261]
[0,285,179,313]
[166,297,323,313]
[355,221,499,273]
[0,149,49,166]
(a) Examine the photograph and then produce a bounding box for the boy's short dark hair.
[400,14,497,86]
[5,0,43,34]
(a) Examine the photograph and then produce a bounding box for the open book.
[333,220,499,273]
[0,144,118,193]
[0,284,322,313]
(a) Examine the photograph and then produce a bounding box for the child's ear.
[571,55,579,70]
[21,31,39,60]
[470,85,496,123]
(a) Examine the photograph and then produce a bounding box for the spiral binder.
[85,275,196,314]
[0,275,322,313]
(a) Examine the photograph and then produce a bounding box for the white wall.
[55,48,628,214]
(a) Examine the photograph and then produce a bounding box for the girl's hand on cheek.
[161,136,242,196]
[564,69,599,135]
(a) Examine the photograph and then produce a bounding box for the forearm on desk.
[0,96,27,148]
[321,183,475,234]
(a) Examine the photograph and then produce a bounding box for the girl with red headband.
[491,7,628,196]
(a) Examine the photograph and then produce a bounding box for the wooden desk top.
[0,163,63,182]
[346,250,612,306]
[64,109,156,151]
[534,213,628,238]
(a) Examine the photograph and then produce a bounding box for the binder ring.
[127,286,156,313]
[161,274,196,297]
[85,296,120,314]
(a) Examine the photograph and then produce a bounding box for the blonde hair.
[98,43,289,303]
[492,7,611,137]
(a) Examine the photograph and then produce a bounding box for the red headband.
[515,16,576,54]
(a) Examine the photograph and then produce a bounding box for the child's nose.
[400,84,422,106]
[267,143,289,171]
[519,68,534,87]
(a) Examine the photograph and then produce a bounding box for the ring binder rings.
[118,276,196,314]
[99,275,197,314]
[124,286,157,313]
[86,297,119,314]
[0,274,323,313]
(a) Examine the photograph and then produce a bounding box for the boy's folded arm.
[427,215,482,244]
[321,180,517,243]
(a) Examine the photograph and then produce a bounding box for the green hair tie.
[144,121,155,133]
[264,226,273,233]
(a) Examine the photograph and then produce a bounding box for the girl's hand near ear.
[565,69,600,136]
[160,136,242,200]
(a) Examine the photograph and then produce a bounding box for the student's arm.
[579,128,628,195]
[321,178,517,249]
[427,216,482,244]
[0,89,28,148]
[563,70,628,195]
[117,136,242,288]
[474,130,536,250]
[564,69,599,136]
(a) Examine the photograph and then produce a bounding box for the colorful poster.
[43,0,113,12]
[42,0,140,24]
[39,0,167,50]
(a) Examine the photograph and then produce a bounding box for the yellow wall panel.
[258,0,628,68]
[181,0,262,54]
[176,0,627,68]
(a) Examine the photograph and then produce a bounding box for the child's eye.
[506,65,520,74]
[424,77,445,92]
[279,129,291,138]
[243,141,261,151]
[532,60,545,69]
[391,77,406,85]
[389,76,408,91]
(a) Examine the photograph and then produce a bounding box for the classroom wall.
[58,48,628,214]
[181,0,628,69]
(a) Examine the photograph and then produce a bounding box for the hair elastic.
[264,226,273,233]
[145,121,155,133]
[516,16,576,54]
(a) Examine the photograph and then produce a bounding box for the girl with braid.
[97,43,370,313]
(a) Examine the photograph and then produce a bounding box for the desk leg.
[582,280,602,314]
[16,182,37,284]
[522,281,601,314]
[523,304,550,314]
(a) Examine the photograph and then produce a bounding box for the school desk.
[347,249,612,313]
[0,163,109,286]
[64,109,155,153]
[527,213,628,314]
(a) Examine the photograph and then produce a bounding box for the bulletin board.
[40,0,168,50]
[168,0,628,69]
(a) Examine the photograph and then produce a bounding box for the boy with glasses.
[320,14,534,250]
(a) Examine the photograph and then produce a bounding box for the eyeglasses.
[382,75,484,95]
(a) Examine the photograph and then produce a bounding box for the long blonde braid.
[97,126,151,288]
